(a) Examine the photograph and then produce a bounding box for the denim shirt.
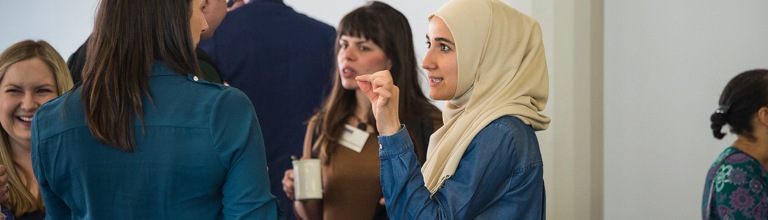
[377,116,545,219]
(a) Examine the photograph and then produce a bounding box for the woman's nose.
[422,50,436,70]
[340,47,356,61]
[20,94,39,112]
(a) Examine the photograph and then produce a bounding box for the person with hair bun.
[703,69,768,219]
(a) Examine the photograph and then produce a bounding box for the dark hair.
[711,69,768,140]
[81,0,200,151]
[312,1,441,163]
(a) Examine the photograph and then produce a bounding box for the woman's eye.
[440,44,451,52]
[426,41,432,49]
[359,46,370,52]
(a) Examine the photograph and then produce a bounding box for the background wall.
[3,0,767,219]
[604,0,768,219]
[0,1,100,60]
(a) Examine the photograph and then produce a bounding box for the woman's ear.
[756,107,768,128]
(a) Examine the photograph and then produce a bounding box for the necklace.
[349,114,369,130]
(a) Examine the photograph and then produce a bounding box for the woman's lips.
[341,67,356,78]
[429,77,443,87]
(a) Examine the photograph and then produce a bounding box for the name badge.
[338,124,369,153]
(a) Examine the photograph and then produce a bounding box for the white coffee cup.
[292,159,323,200]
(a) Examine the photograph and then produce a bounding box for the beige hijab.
[421,0,550,195]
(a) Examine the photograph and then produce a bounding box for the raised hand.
[355,70,401,135]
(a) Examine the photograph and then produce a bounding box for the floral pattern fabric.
[703,147,768,219]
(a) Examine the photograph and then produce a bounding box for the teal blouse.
[32,62,283,219]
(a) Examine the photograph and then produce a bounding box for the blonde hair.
[0,40,74,216]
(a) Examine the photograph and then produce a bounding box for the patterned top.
[703,147,768,219]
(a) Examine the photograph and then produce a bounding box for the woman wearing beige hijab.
[356,0,549,218]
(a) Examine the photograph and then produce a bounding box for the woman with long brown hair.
[281,2,442,219]
[30,0,281,218]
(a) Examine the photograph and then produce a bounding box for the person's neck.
[733,136,768,170]
[10,139,31,163]
[354,89,372,123]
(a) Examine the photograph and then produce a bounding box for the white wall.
[604,0,768,219]
[0,1,99,60]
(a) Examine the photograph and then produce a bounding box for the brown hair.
[311,1,441,163]
[0,39,74,216]
[711,69,768,140]
[80,0,201,151]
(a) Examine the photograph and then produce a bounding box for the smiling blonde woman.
[0,39,74,220]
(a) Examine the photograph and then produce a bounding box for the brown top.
[317,134,381,219]
[299,116,442,219]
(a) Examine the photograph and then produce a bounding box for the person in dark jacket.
[198,1,335,219]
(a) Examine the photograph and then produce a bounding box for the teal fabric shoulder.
[31,62,283,219]
[703,147,768,219]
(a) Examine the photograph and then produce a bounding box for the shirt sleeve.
[377,121,544,219]
[710,162,768,219]
[211,88,284,220]
[32,108,71,219]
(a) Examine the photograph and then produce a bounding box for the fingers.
[355,74,377,102]
[282,169,295,201]
[356,70,396,106]
[372,87,393,106]
[1,183,7,203]
[367,71,395,101]
[368,70,393,86]
[379,197,386,205]
[0,165,7,184]
[354,74,372,83]
[356,70,401,135]
[0,165,7,205]
[356,70,393,89]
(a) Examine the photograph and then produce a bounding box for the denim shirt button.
[379,144,383,150]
